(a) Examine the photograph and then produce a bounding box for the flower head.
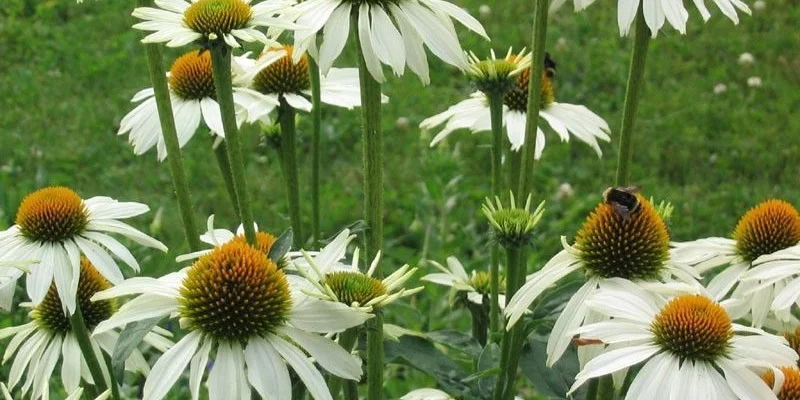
[0,187,166,314]
[92,237,368,400]
[423,256,505,307]
[291,0,489,84]
[765,367,800,400]
[132,0,297,48]
[482,193,545,249]
[422,53,610,156]
[465,48,532,95]
[569,282,797,399]
[176,215,287,268]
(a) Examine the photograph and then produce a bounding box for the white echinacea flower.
[132,0,298,48]
[119,50,277,160]
[290,0,489,84]
[91,240,369,400]
[504,192,701,366]
[0,259,172,400]
[422,53,610,157]
[671,199,800,327]
[401,388,523,400]
[0,186,166,314]
[742,244,800,323]
[569,279,797,400]
[423,256,506,308]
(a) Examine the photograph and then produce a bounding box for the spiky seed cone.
[183,0,252,36]
[169,50,216,100]
[651,295,732,362]
[324,272,386,307]
[253,46,310,95]
[503,69,554,112]
[733,199,800,262]
[764,367,800,400]
[16,187,89,243]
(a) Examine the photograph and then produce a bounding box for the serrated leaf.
[427,330,482,358]
[268,228,293,263]
[112,317,163,383]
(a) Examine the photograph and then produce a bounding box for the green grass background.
[1,0,799,398]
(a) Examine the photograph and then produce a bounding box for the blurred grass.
[1,0,799,397]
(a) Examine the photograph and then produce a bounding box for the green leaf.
[519,335,584,400]
[531,279,583,320]
[427,330,482,358]
[475,342,500,397]
[112,317,163,383]
[268,228,293,263]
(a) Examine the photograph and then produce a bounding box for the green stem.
[614,8,651,186]
[488,92,504,336]
[209,43,257,245]
[519,0,550,196]
[213,142,240,217]
[493,247,523,400]
[501,250,529,400]
[309,57,323,249]
[353,18,384,275]
[586,379,600,400]
[136,0,200,252]
[70,306,112,397]
[102,352,120,400]
[278,101,304,247]
[327,328,360,399]
[365,312,384,400]
[507,150,522,195]
[597,375,616,400]
[466,297,489,346]
[344,381,359,400]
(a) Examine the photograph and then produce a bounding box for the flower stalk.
[136,0,200,252]
[277,101,304,247]
[615,8,652,186]
[212,142,240,217]
[366,312,385,400]
[519,0,550,196]
[70,305,115,398]
[488,92,505,335]
[493,246,523,400]
[209,42,257,245]
[309,57,323,249]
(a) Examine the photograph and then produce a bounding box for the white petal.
[189,337,212,400]
[143,331,202,400]
[279,326,362,380]
[290,298,372,333]
[244,336,291,400]
[357,3,385,82]
[201,98,225,135]
[546,279,598,366]
[318,3,352,74]
[719,358,777,400]
[570,344,660,394]
[268,334,333,400]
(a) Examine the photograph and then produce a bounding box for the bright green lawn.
[1,0,799,398]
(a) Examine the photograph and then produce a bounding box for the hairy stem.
[278,101,304,247]
[70,306,113,397]
[488,92,504,336]
[309,57,323,249]
[213,142,240,217]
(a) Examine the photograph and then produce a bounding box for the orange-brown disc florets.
[503,69,555,112]
[183,0,252,36]
[651,295,732,361]
[33,258,115,334]
[733,200,800,262]
[764,367,800,400]
[231,231,288,269]
[169,51,216,100]
[575,195,669,280]
[16,186,89,243]
[253,46,311,95]
[179,241,291,341]
[784,327,800,367]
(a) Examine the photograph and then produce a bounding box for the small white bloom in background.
[119,50,269,160]
[555,37,568,51]
[0,260,173,400]
[568,280,797,399]
[739,52,756,65]
[423,52,610,159]
[291,0,489,84]
[0,187,166,313]
[748,76,763,87]
[504,192,702,367]
[478,4,492,18]
[754,0,766,10]
[556,182,574,200]
[232,45,386,121]
[402,388,523,400]
[714,83,728,94]
[92,239,368,400]
[424,256,506,307]
[132,0,297,48]
[396,117,411,130]
[672,199,799,327]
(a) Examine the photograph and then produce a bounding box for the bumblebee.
[544,52,557,78]
[603,186,641,221]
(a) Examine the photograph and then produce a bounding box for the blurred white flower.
[555,37,568,51]
[714,83,728,94]
[479,4,492,18]
[738,52,755,65]
[396,116,411,130]
[747,76,763,87]
[753,0,766,10]
[556,182,574,200]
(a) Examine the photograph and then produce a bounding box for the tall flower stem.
[213,142,240,217]
[596,376,616,400]
[327,327,360,399]
[365,312,385,400]
[615,8,651,186]
[493,247,523,400]
[277,101,304,247]
[70,306,115,398]
[309,57,323,248]
[519,0,550,196]
[209,43,257,245]
[500,251,529,400]
[136,0,200,252]
[487,92,505,336]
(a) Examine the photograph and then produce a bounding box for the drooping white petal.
[279,326,362,380]
[143,331,202,400]
[245,336,291,400]
[268,334,333,400]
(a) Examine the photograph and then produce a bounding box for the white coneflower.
[748,76,763,87]
[505,191,701,366]
[672,199,800,327]
[232,45,386,120]
[175,215,285,266]
[119,50,276,160]
[92,240,368,400]
[290,0,489,84]
[0,187,166,314]
[753,0,766,10]
[551,0,751,37]
[422,53,610,158]
[714,83,729,94]
[294,230,423,312]
[132,0,297,48]
[0,259,172,400]
[423,256,505,307]
[740,241,800,323]
[568,280,797,399]
[739,52,756,65]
